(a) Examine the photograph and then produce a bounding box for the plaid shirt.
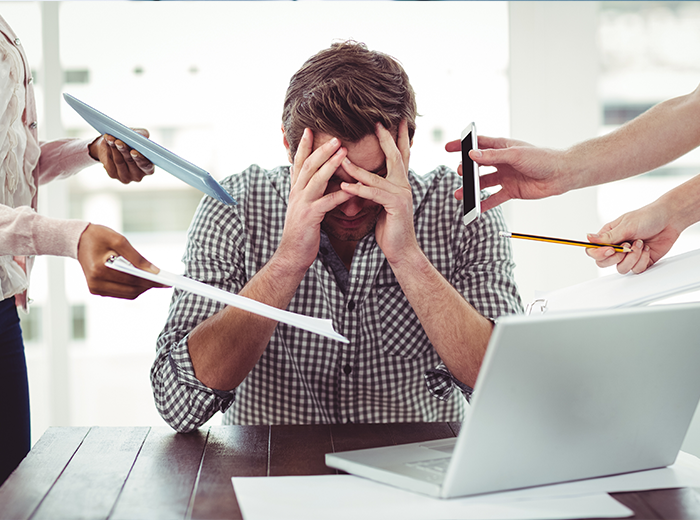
[152,165,522,432]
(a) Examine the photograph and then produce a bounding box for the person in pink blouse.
[0,15,162,483]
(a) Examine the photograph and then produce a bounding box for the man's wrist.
[657,178,700,232]
[266,247,311,283]
[386,243,429,276]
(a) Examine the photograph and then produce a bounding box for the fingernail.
[635,240,643,249]
[587,233,599,240]
[644,245,650,252]
[330,137,339,146]
[605,248,614,257]
[471,149,482,158]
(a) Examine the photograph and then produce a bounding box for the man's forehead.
[313,132,389,173]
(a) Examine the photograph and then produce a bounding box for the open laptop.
[325,303,700,498]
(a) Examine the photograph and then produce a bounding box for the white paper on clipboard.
[63,93,236,206]
[106,256,348,343]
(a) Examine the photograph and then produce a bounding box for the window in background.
[71,305,86,341]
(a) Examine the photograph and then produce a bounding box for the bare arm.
[566,83,700,189]
[445,83,700,210]
[389,247,493,388]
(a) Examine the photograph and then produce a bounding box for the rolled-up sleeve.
[151,326,235,433]
[151,186,248,432]
[424,361,474,402]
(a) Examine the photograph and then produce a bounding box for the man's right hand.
[279,128,352,270]
[444,135,570,212]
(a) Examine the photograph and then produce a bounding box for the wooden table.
[1,423,699,519]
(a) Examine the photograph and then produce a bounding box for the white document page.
[231,451,700,520]
[536,247,700,314]
[106,256,348,343]
[231,477,631,520]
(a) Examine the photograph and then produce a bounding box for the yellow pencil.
[499,231,632,253]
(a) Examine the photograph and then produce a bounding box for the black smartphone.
[461,122,481,225]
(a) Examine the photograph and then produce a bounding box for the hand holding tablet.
[64,93,236,206]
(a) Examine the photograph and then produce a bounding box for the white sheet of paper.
[231,476,631,520]
[106,256,348,343]
[231,451,700,520]
[535,247,700,314]
[470,451,700,501]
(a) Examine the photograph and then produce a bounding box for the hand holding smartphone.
[461,122,481,225]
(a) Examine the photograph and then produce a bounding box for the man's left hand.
[89,130,155,184]
[340,120,417,264]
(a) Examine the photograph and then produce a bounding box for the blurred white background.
[3,1,700,454]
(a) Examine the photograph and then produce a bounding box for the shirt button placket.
[341,295,358,423]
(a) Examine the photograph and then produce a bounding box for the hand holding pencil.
[502,195,681,275]
[499,231,632,253]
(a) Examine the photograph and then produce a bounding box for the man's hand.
[77,224,165,299]
[89,130,155,184]
[279,128,352,270]
[445,135,569,212]
[586,201,681,274]
[340,120,416,264]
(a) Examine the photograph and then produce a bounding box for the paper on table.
[231,476,631,520]
[106,256,348,343]
[535,247,700,314]
[468,451,700,501]
[231,451,700,520]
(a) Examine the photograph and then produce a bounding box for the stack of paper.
[534,247,700,314]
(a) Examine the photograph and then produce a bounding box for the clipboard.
[63,93,236,206]
[106,256,348,343]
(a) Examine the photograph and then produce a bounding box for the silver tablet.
[64,93,236,206]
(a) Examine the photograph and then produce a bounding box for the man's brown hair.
[282,41,417,159]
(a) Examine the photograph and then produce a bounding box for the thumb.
[131,127,151,139]
[469,147,511,167]
[588,223,629,248]
[113,237,160,274]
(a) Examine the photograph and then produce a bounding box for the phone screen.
[461,123,481,225]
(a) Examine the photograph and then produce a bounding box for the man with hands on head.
[445,82,700,275]
[152,41,521,433]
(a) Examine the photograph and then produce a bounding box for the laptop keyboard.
[405,457,451,476]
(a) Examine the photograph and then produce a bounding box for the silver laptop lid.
[443,303,700,497]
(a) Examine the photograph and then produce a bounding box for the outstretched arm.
[446,83,700,211]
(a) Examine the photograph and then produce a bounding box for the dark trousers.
[0,296,30,485]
